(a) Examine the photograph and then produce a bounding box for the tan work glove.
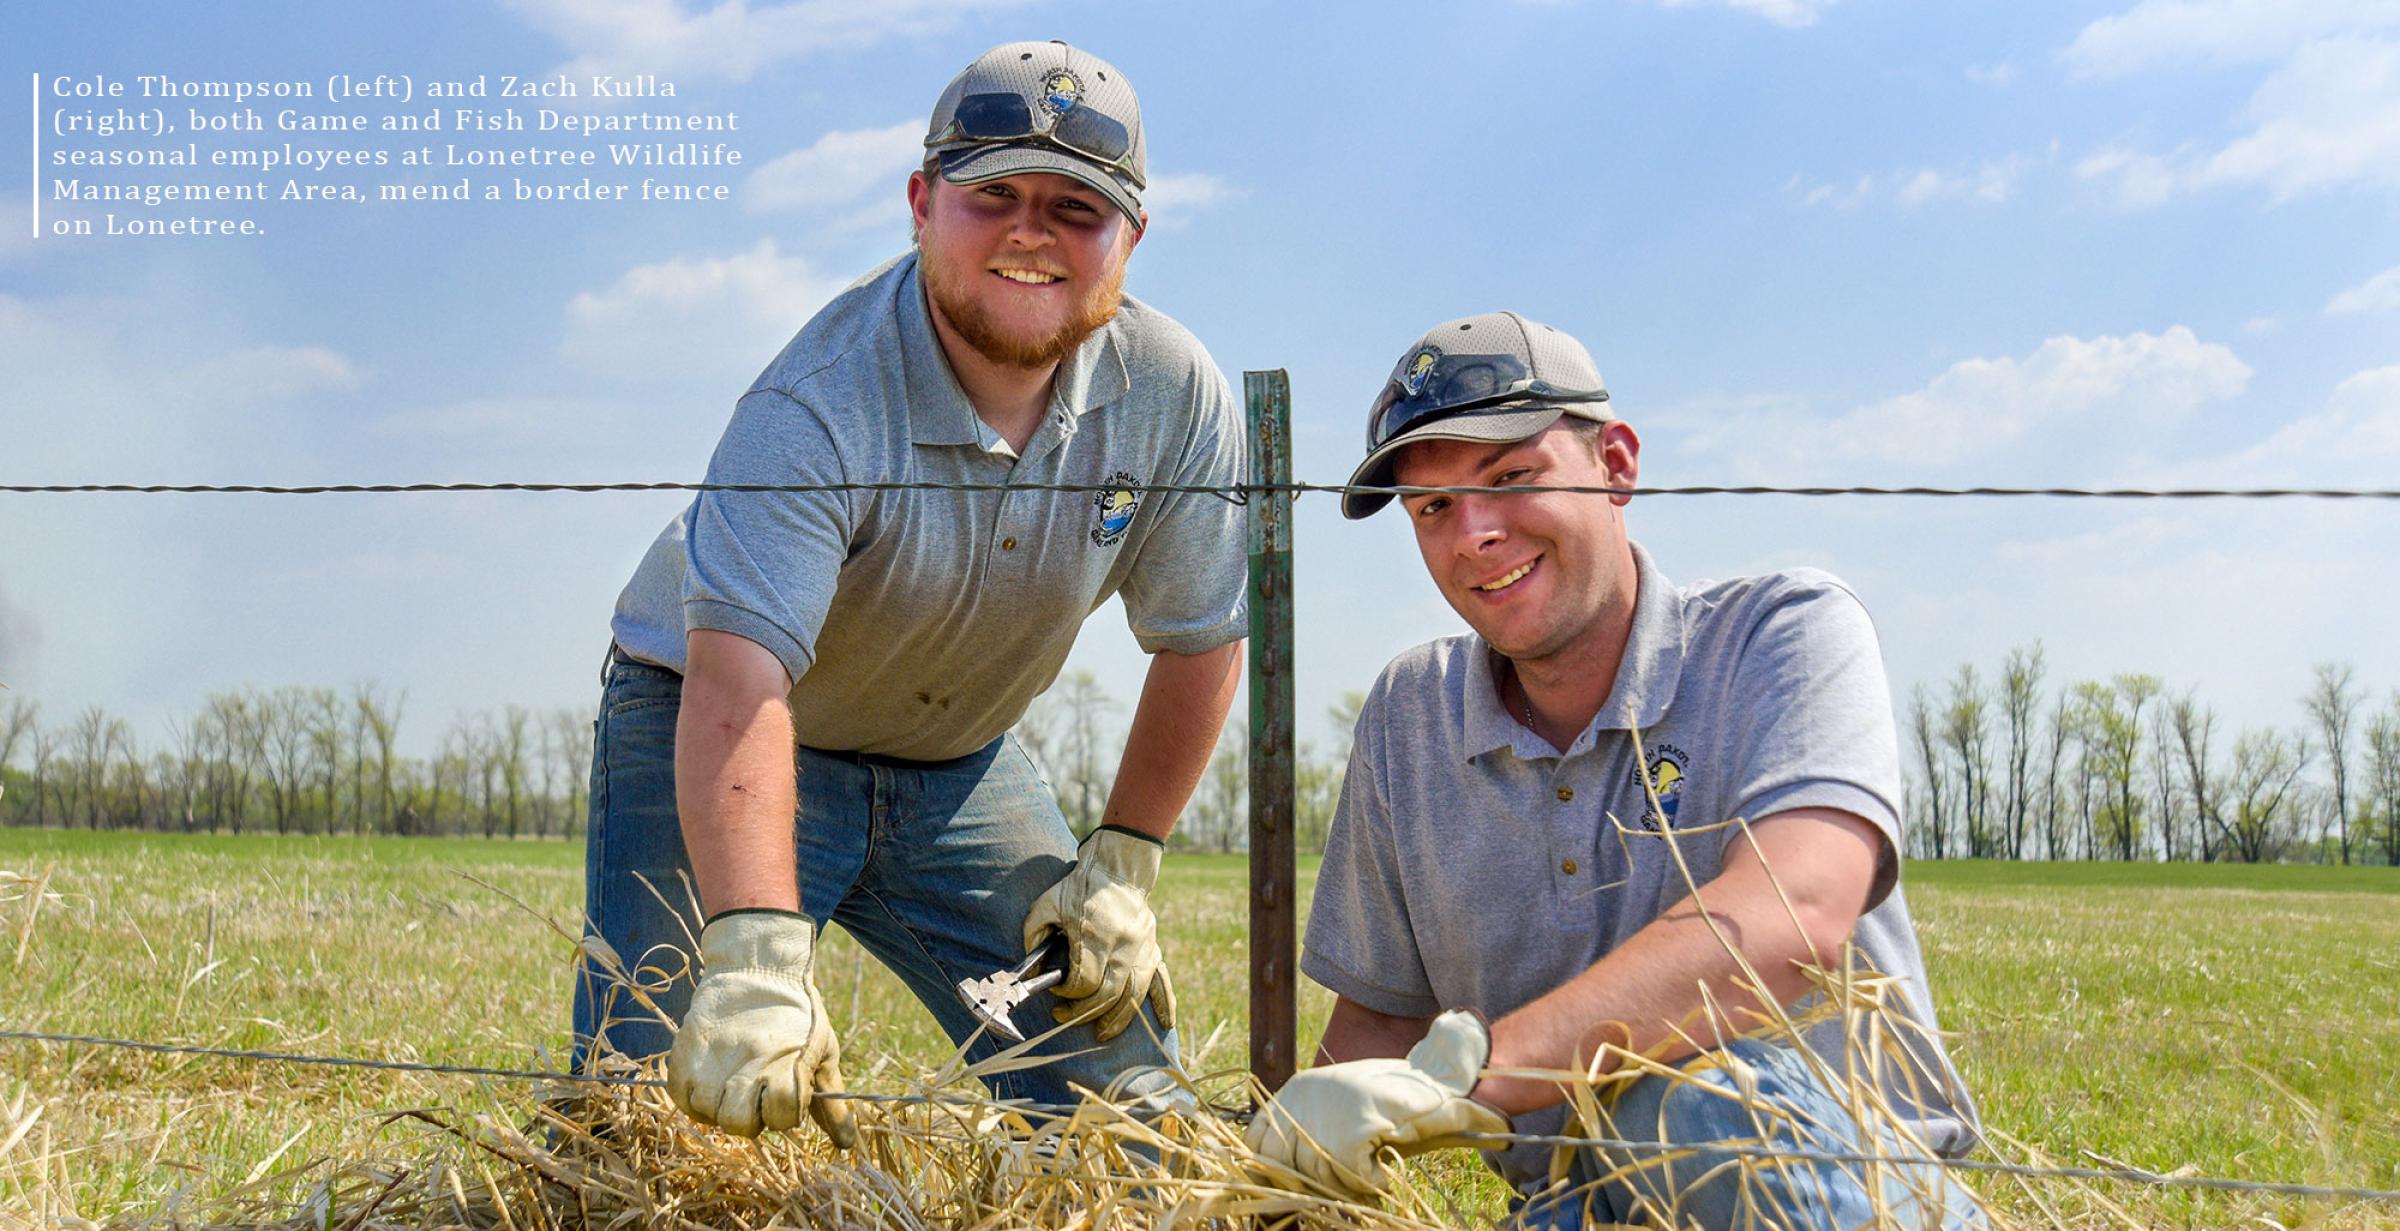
[1021,825,1177,1042]
[1245,1009,1511,1202]
[665,909,857,1146]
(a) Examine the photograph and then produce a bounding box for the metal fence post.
[1244,368,1296,1095]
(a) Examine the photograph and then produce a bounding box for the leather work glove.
[665,909,858,1147]
[1245,1010,1511,1202]
[1021,825,1178,1042]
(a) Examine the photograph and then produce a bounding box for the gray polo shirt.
[609,252,1248,760]
[1302,542,1977,1191]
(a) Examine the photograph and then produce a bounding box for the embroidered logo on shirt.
[1633,743,1689,831]
[1091,471,1142,545]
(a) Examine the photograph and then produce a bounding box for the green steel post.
[1244,368,1296,1095]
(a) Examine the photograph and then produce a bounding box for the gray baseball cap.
[1343,311,1615,519]
[924,41,1147,229]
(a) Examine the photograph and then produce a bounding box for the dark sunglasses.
[926,91,1143,188]
[1368,351,1608,450]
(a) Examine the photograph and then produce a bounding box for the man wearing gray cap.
[1246,315,1981,1228]
[576,41,1245,1143]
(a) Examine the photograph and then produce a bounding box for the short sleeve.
[1117,361,1249,655]
[1300,702,1441,1018]
[681,389,858,683]
[1718,578,1907,910]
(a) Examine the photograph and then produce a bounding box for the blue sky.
[3,0,2396,760]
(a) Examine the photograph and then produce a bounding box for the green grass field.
[3,830,2395,1227]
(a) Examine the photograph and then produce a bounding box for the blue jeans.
[572,652,1182,1106]
[1511,1038,1984,1230]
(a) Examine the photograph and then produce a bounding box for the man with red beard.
[577,42,1245,1144]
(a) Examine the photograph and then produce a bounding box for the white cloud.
[1894,153,2040,205]
[2213,364,2400,481]
[2064,3,2400,205]
[1966,61,2019,86]
[2242,314,2283,334]
[1793,151,2045,209]
[1653,0,1837,27]
[1674,327,2251,476]
[2063,0,2400,79]
[503,0,1036,83]
[179,346,362,403]
[2198,37,2400,200]
[562,239,846,381]
[1787,172,1877,209]
[744,120,923,214]
[372,395,624,442]
[1139,172,1245,226]
[2326,263,2400,314]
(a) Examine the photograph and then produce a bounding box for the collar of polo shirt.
[897,252,1135,445]
[1462,541,1690,762]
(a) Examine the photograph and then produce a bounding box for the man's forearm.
[1473,809,1882,1116]
[1097,640,1243,840]
[676,631,801,916]
[1315,995,1433,1066]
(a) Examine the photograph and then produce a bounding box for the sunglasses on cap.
[926,92,1144,188]
[1367,351,1609,451]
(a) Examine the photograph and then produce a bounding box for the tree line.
[0,685,589,839]
[1904,647,2400,865]
[8,651,2396,866]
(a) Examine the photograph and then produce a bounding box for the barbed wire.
[3,479,2398,505]
[8,1028,2399,1204]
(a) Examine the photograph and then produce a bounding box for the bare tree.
[306,688,345,835]
[2038,689,2074,860]
[497,706,532,839]
[1051,670,1116,837]
[2303,661,2362,864]
[2079,675,2160,861]
[1907,684,1950,859]
[2221,728,2310,863]
[1944,664,1994,858]
[257,687,316,835]
[66,706,131,829]
[1182,717,1247,852]
[1998,643,2044,859]
[549,708,589,838]
[30,726,58,826]
[2166,692,2224,863]
[357,686,405,835]
[0,697,34,777]
[2145,704,2186,860]
[2367,693,2400,866]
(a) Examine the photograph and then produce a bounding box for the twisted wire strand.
[8,1028,2399,1203]
[2,479,2398,502]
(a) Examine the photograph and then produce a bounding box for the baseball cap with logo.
[924,41,1147,229]
[1343,312,1616,519]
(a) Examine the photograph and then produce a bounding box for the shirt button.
[1556,785,1575,802]
[1562,859,1579,875]
[1001,536,1018,551]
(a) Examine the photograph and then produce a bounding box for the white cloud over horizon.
[561,238,845,382]
[1666,327,2253,477]
[2325,263,2400,314]
[2063,0,2400,79]
[1789,150,2047,209]
[180,346,363,403]
[2067,2,2400,206]
[744,120,923,214]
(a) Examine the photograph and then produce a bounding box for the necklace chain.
[1512,661,1538,730]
